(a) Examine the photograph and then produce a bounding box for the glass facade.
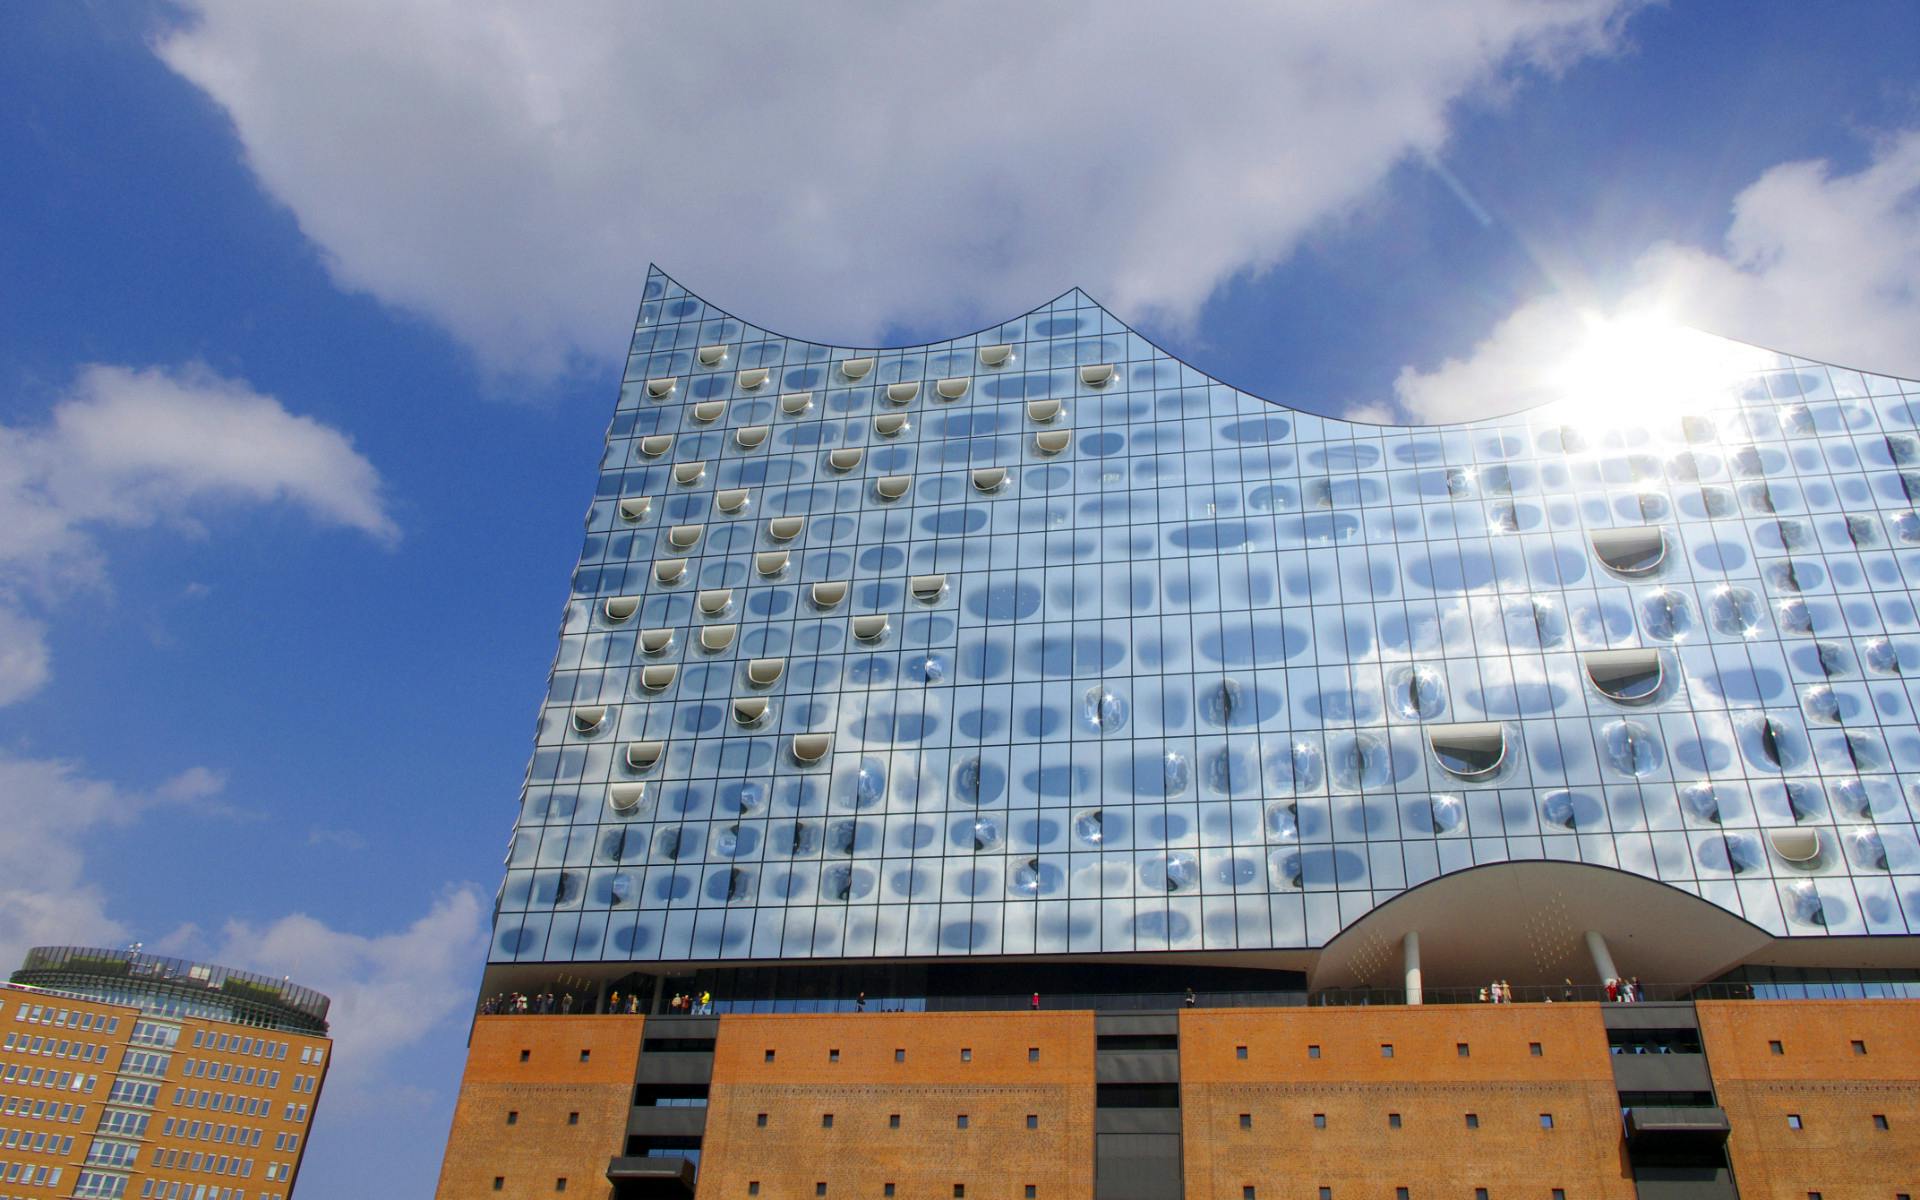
[490,267,1920,967]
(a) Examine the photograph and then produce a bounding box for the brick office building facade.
[437,270,1920,1198]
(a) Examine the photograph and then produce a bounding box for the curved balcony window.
[645,377,677,399]
[1035,430,1071,455]
[672,461,706,486]
[839,357,874,381]
[1427,723,1506,780]
[972,467,1008,493]
[700,624,737,652]
[910,574,947,603]
[692,401,727,424]
[756,551,789,577]
[746,658,784,687]
[780,391,813,416]
[1027,399,1061,423]
[1768,827,1822,864]
[607,782,647,814]
[885,382,919,405]
[603,596,640,622]
[733,697,769,727]
[765,515,806,543]
[653,559,686,585]
[812,581,848,609]
[625,741,664,772]
[736,368,768,391]
[936,378,969,400]
[1591,526,1667,576]
[828,448,864,472]
[736,424,770,449]
[791,733,833,764]
[979,344,1013,367]
[852,615,890,642]
[696,345,727,367]
[874,413,908,437]
[1079,363,1115,388]
[617,496,651,523]
[639,435,674,458]
[697,589,733,617]
[875,475,912,501]
[1585,649,1664,704]
[715,489,750,514]
[639,628,673,654]
[669,524,703,550]
[641,665,678,692]
[571,706,607,733]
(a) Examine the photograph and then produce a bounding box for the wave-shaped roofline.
[640,264,1906,429]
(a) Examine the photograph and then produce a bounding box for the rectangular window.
[1026,1189,1036,1200]
[1307,1045,1321,1059]
[1235,1045,1248,1060]
[518,1050,529,1062]
[1540,1114,1554,1130]
[829,1049,840,1063]
[1239,1114,1252,1130]
[894,1049,905,1062]
[756,1113,768,1127]
[1852,1040,1868,1055]
[1874,1114,1889,1130]
[1475,1191,1488,1200]
[1465,1114,1479,1129]
[1026,1114,1038,1129]
[1787,1114,1803,1130]
[1243,1189,1256,1200]
[555,1180,567,1193]
[960,1048,972,1062]
[888,1114,900,1129]
[953,1187,965,1199]
[1552,1192,1565,1200]
[1380,1044,1394,1058]
[493,1179,503,1192]
[1769,1040,1784,1055]
[577,1050,589,1062]
[1312,1113,1325,1129]
[1530,1042,1543,1056]
[1028,1047,1040,1062]
[884,1187,894,1198]
[815,1185,826,1197]
[568,1112,579,1126]
[748,1185,759,1197]
[1396,1191,1408,1200]
[1388,1113,1402,1129]
[1457,1043,1470,1057]
[1319,1189,1332,1200]
[765,1050,776,1063]
[507,1112,518,1125]
[822,1114,834,1128]
[956,1115,968,1129]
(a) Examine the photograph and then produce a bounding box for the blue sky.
[3,2,1919,1194]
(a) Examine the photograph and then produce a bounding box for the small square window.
[1380,1044,1394,1058]
[506,1111,518,1125]
[1474,1190,1488,1200]
[889,1114,900,1129]
[1244,1188,1257,1200]
[1769,1040,1784,1055]
[1787,1114,1803,1130]
[1396,1191,1409,1200]
[960,1048,972,1061]
[1319,1189,1332,1200]
[756,1113,768,1128]
[953,1187,965,1199]
[829,1049,840,1063]
[883,1187,895,1198]
[749,1186,760,1197]
[578,1050,590,1063]
[1026,1190,1037,1200]
[1236,1045,1248,1060]
[1852,1039,1868,1055]
[1465,1113,1479,1129]
[567,1112,579,1126]
[519,1050,530,1062]
[765,1049,776,1063]
[1026,1114,1038,1129]
[1313,1113,1326,1129]
[1239,1113,1252,1130]
[822,1114,834,1128]
[1540,1114,1554,1130]
[1307,1044,1321,1059]
[1028,1047,1040,1062]
[556,1180,567,1193]
[895,1048,906,1063]
[816,1185,827,1198]
[1529,1042,1543,1057]
[1388,1113,1402,1129]
[1457,1043,1470,1057]
[957,1114,969,1129]
[1552,1191,1565,1200]
[1873,1114,1890,1130]
[493,1180,504,1192]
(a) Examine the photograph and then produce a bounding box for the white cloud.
[156,0,1643,375]
[0,362,394,702]
[1395,130,1920,423]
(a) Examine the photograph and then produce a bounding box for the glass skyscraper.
[486,265,1920,979]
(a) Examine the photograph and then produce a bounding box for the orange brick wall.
[1179,1005,1634,1200]
[698,1012,1097,1200]
[1697,998,1920,1199]
[434,1015,649,1200]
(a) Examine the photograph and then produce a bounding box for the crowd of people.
[1606,976,1646,1002]
[477,987,713,1016]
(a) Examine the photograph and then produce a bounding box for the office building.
[437,269,1920,1199]
[3,946,330,1200]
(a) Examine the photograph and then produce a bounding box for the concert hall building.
[435,268,1920,1200]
